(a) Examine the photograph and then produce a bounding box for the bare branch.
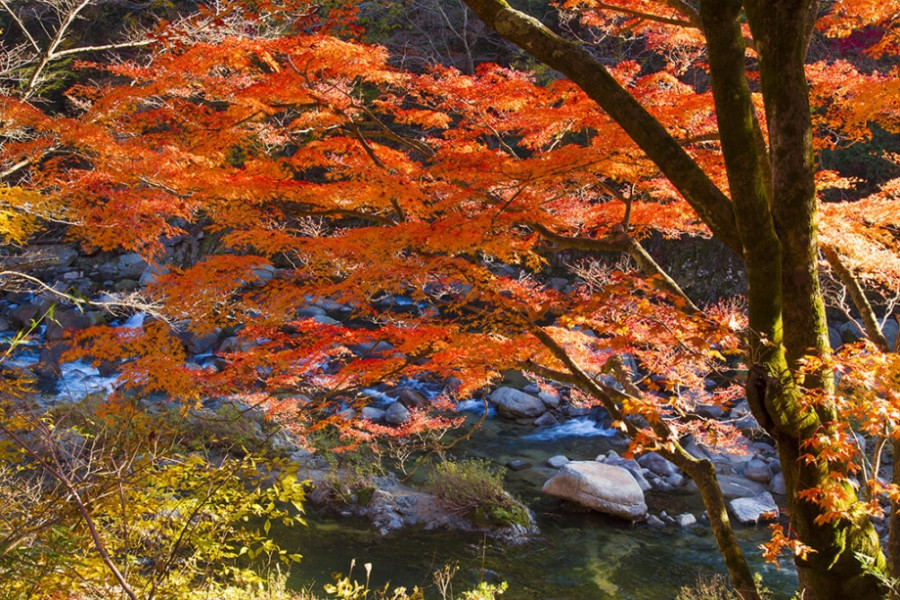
[821,244,890,351]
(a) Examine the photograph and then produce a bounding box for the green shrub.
[428,459,530,528]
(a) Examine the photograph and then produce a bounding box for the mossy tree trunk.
[460,1,888,598]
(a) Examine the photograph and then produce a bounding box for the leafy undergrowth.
[428,458,531,528]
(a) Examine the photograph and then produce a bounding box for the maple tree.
[0,0,898,599]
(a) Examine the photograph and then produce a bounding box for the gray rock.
[384,402,410,425]
[8,303,40,329]
[638,452,678,478]
[666,473,685,488]
[828,326,843,350]
[884,319,899,351]
[398,388,427,409]
[218,336,258,353]
[687,474,767,498]
[841,320,863,344]
[533,412,559,427]
[361,406,386,422]
[181,329,220,355]
[538,390,561,408]
[297,305,326,318]
[139,264,169,286]
[117,252,149,279]
[694,403,726,419]
[743,458,773,483]
[350,340,394,356]
[770,472,787,495]
[45,308,93,341]
[547,455,570,468]
[45,244,80,270]
[625,465,653,492]
[729,492,779,525]
[542,461,647,520]
[313,314,341,325]
[490,387,546,419]
[252,264,277,283]
[674,513,697,528]
[645,514,666,529]
[506,459,532,471]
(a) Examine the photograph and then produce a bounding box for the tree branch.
[530,222,700,313]
[821,244,890,351]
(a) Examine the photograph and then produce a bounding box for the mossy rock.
[472,502,531,528]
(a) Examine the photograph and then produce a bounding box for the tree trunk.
[676,454,764,600]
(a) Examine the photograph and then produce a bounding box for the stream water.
[278,415,800,599]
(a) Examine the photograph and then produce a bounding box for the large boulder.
[729,493,779,525]
[490,387,546,419]
[542,461,647,520]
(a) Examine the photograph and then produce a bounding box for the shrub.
[427,459,530,528]
[675,573,737,600]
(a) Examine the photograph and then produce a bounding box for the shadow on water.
[279,414,799,599]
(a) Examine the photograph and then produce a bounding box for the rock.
[179,329,220,355]
[113,279,140,292]
[884,319,899,351]
[770,472,787,495]
[97,359,120,378]
[674,513,697,528]
[688,473,767,498]
[828,326,843,350]
[840,321,863,344]
[117,252,149,279]
[538,390,561,408]
[45,308,94,341]
[506,459,532,471]
[694,403,726,419]
[532,412,559,427]
[490,387,546,419]
[384,402,410,425]
[743,458,773,483]
[638,451,678,477]
[139,264,169,286]
[542,461,647,520]
[398,388,427,409]
[361,406,386,422]
[8,303,40,329]
[599,452,652,492]
[645,514,666,529]
[547,455,570,468]
[313,314,341,325]
[46,245,81,270]
[251,264,277,283]
[729,493,779,525]
[349,340,394,357]
[666,473,685,488]
[297,305,326,318]
[218,336,258,353]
